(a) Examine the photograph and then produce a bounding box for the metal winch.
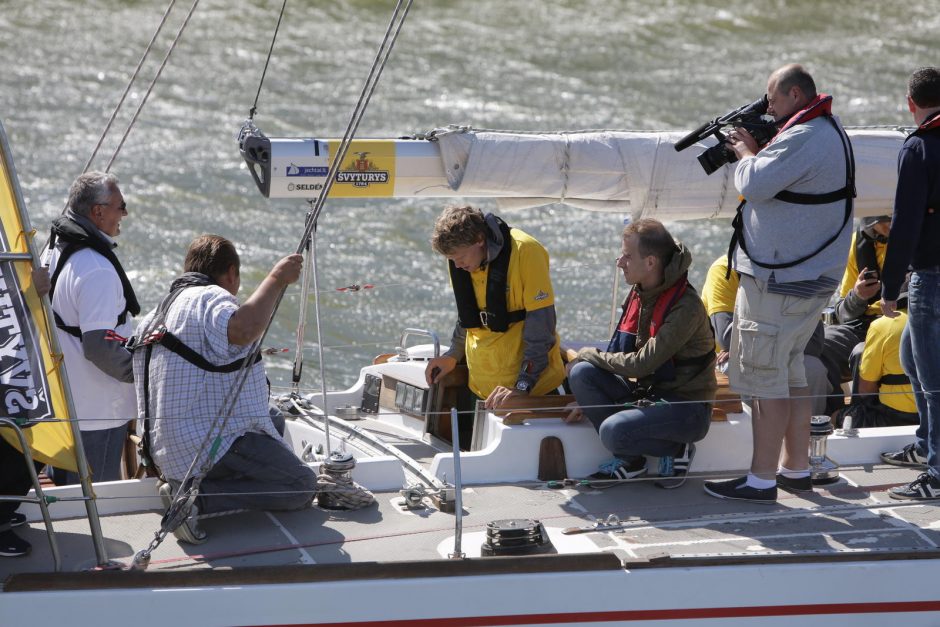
[317,451,357,510]
[809,415,840,485]
[480,519,554,557]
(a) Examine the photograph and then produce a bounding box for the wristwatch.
[514,380,532,394]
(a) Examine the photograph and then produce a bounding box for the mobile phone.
[862,270,879,281]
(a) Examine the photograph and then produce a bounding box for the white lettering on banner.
[0,269,50,420]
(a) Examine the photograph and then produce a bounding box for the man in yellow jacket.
[425,205,565,411]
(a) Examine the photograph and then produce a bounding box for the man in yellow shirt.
[836,306,918,428]
[425,205,565,411]
[820,216,891,413]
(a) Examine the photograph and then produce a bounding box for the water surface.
[1,0,933,388]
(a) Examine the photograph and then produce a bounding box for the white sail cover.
[433,127,906,220]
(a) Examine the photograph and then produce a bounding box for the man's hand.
[31,266,51,298]
[228,253,305,346]
[270,254,304,287]
[727,127,758,160]
[564,401,584,424]
[880,298,899,318]
[425,355,457,386]
[716,350,730,366]
[853,267,881,301]
[564,357,580,377]
[484,385,523,410]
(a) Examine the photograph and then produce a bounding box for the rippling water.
[2,0,935,389]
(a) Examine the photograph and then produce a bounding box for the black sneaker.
[587,458,647,488]
[888,472,940,501]
[0,530,31,557]
[881,443,927,469]
[776,473,813,493]
[656,443,695,490]
[590,457,647,481]
[704,476,777,504]
[7,512,27,528]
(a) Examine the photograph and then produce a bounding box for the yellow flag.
[0,122,78,472]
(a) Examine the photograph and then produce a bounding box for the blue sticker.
[286,165,329,177]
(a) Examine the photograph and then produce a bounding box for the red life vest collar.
[915,110,940,135]
[619,276,688,339]
[772,94,833,141]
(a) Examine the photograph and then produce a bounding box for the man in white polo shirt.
[44,171,138,484]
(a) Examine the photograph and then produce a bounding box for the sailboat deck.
[3,463,937,584]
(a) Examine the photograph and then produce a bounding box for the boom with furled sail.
[239,125,906,220]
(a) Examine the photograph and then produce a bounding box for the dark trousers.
[0,437,43,530]
[821,319,871,414]
[197,433,318,515]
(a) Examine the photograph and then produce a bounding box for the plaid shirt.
[133,284,282,481]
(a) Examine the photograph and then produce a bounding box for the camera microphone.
[674,121,715,152]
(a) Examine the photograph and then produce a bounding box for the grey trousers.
[197,432,318,514]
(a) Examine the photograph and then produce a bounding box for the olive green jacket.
[576,242,717,403]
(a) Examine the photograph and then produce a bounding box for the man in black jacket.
[879,67,940,500]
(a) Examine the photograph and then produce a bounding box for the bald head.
[769,64,817,101]
[766,64,817,121]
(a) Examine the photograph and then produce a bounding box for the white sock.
[778,465,810,479]
[746,473,776,489]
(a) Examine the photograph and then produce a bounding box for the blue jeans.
[197,432,318,514]
[568,362,711,463]
[54,423,128,485]
[899,270,940,480]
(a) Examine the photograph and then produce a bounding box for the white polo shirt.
[46,242,136,432]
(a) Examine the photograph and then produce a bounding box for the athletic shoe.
[880,443,927,469]
[590,457,647,481]
[0,530,31,557]
[776,473,813,493]
[703,476,777,504]
[7,512,27,528]
[656,443,695,490]
[158,481,208,545]
[888,473,940,501]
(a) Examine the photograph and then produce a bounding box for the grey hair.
[66,171,119,217]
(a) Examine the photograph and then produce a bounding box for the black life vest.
[449,216,526,333]
[47,215,140,339]
[608,275,714,383]
[726,94,856,279]
[128,273,262,473]
[128,273,262,375]
[880,373,910,386]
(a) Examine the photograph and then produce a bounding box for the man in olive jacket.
[567,219,717,487]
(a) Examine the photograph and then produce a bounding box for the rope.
[248,0,288,120]
[38,378,934,430]
[558,134,571,203]
[105,0,201,172]
[315,473,375,509]
[79,0,179,176]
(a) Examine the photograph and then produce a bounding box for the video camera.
[674,95,778,175]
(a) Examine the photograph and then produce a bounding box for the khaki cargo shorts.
[728,274,830,399]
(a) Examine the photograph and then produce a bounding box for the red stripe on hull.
[257,599,940,627]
